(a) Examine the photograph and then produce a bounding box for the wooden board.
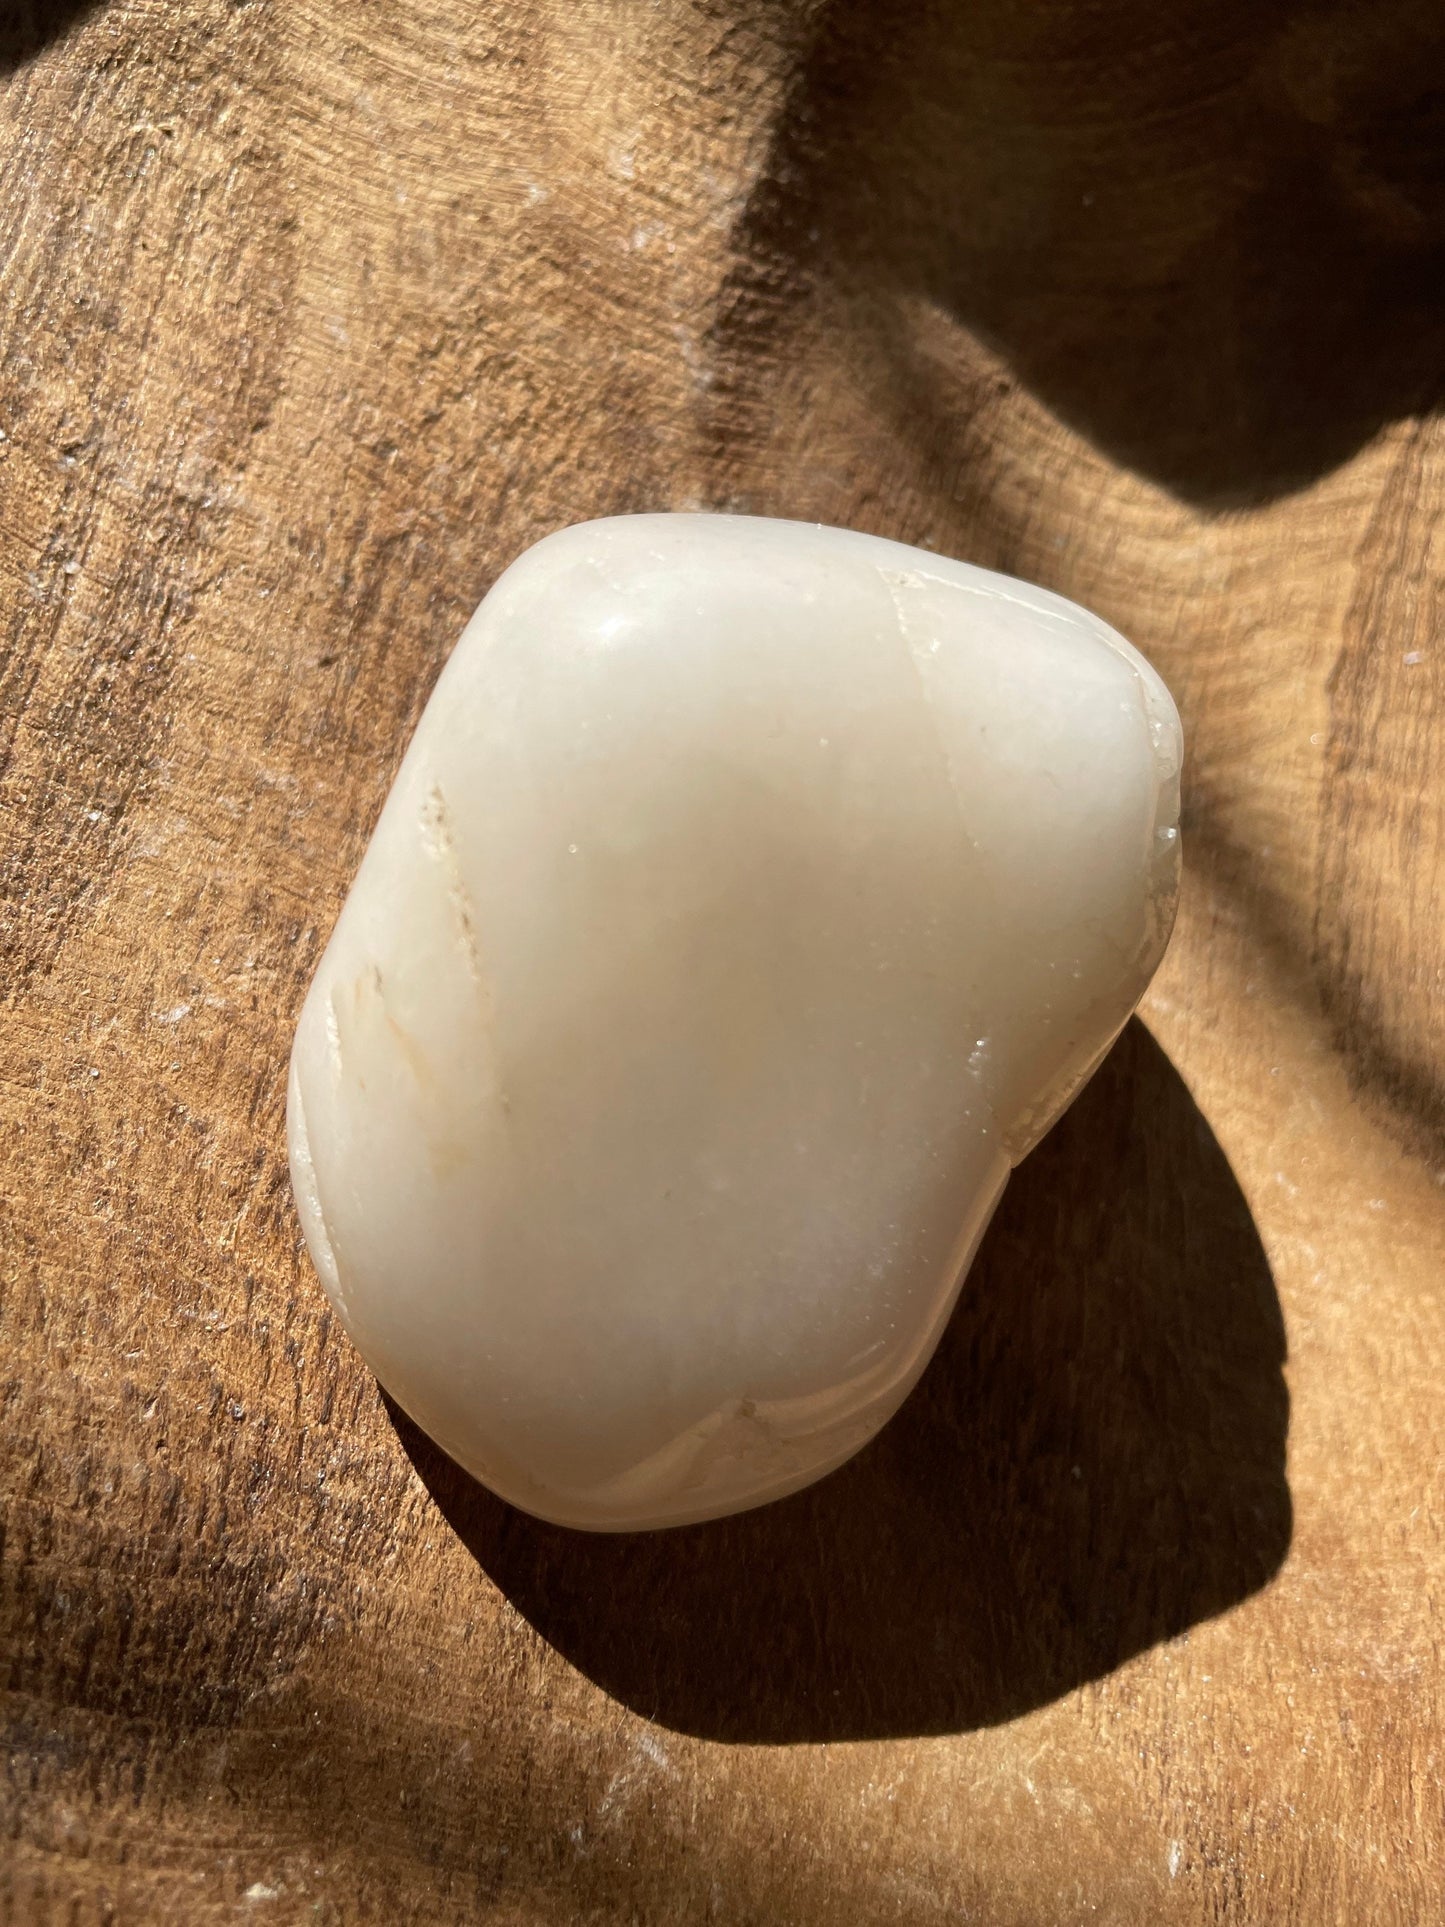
[3,1,1443,1919]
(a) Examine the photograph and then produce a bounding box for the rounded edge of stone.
[287,1049,343,1308]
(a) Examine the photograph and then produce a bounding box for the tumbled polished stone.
[288,514,1182,1530]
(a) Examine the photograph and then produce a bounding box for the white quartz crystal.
[288,514,1181,1530]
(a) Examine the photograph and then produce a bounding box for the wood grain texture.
[2,1,1443,1920]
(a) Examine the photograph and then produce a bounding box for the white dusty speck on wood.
[288,514,1182,1530]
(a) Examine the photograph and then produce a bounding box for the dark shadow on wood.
[717,0,1445,507]
[0,0,104,72]
[393,1019,1291,1743]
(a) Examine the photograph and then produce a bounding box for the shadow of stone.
[394,1019,1291,1742]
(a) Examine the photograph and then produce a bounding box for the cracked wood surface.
[2,2,1443,1922]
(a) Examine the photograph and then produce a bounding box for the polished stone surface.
[289,515,1181,1529]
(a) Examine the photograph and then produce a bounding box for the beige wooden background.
[2,1,1443,1920]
